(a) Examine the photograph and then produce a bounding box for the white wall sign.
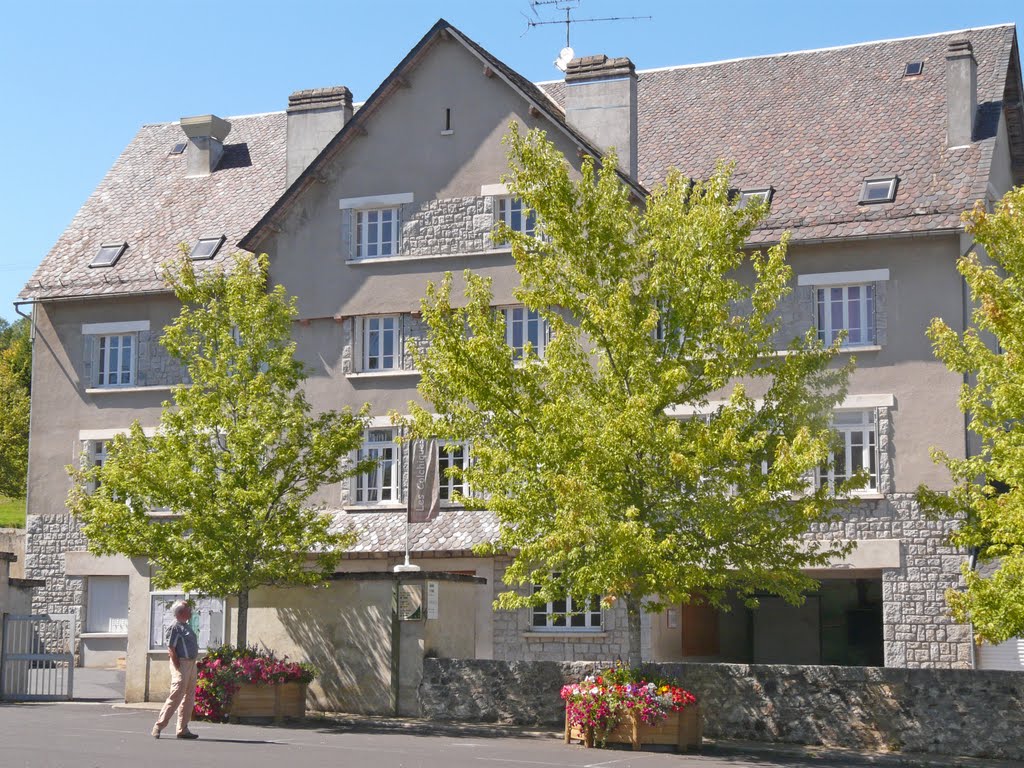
[426,581,439,620]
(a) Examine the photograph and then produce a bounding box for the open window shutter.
[83,335,96,386]
[340,208,354,259]
[397,204,406,256]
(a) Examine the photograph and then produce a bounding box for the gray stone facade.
[25,514,88,644]
[491,556,647,662]
[419,659,1024,761]
[402,196,497,257]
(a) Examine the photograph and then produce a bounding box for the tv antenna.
[525,1,652,72]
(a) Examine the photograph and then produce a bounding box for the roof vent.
[180,114,232,178]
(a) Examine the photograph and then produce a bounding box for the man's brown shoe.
[176,731,199,740]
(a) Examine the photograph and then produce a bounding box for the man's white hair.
[171,600,190,618]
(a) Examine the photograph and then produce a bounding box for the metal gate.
[0,613,75,701]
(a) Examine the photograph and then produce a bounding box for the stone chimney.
[945,39,977,148]
[287,86,353,186]
[180,114,232,178]
[564,55,638,179]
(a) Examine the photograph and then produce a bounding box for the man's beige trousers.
[155,658,198,735]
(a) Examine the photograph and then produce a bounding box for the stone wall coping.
[327,571,487,585]
[0,551,16,562]
[10,577,45,588]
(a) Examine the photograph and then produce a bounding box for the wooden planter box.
[565,704,702,752]
[228,681,307,724]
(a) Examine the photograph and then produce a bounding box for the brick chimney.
[286,86,353,186]
[564,55,638,179]
[945,39,977,148]
[180,114,232,178]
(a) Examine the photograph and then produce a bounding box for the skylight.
[859,177,898,204]
[90,242,127,268]
[738,188,773,208]
[190,235,225,261]
[903,61,924,78]
[169,142,187,155]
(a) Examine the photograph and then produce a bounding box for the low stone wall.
[419,659,1024,761]
[0,528,26,579]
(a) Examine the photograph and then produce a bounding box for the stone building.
[17,19,1024,674]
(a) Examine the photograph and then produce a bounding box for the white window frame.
[859,176,898,204]
[818,409,879,494]
[355,428,400,504]
[85,576,129,634]
[438,441,470,504]
[360,315,400,371]
[737,188,773,208]
[355,207,400,259]
[500,306,547,360]
[148,592,225,652]
[531,583,603,632]
[96,333,137,387]
[497,196,536,236]
[815,283,875,348]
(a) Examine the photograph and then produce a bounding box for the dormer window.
[859,177,898,204]
[190,235,225,261]
[738,188,773,208]
[90,243,127,268]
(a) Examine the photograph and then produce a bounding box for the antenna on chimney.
[525,0,651,71]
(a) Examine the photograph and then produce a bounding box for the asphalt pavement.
[0,701,1019,768]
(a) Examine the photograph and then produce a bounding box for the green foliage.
[0,317,30,498]
[406,124,854,664]
[918,188,1024,643]
[67,252,369,645]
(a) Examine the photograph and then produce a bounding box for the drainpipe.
[12,300,35,552]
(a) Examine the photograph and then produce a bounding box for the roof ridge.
[630,23,1016,76]
[534,22,1016,85]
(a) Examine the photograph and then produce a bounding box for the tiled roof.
[542,25,1020,244]
[328,507,500,556]
[20,112,286,301]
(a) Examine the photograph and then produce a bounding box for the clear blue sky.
[3,0,1023,321]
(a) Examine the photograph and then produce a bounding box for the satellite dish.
[554,46,575,72]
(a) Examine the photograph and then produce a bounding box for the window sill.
[836,345,882,353]
[346,248,510,266]
[345,370,421,379]
[847,492,885,500]
[85,385,174,394]
[80,632,128,639]
[343,504,407,513]
[522,631,607,640]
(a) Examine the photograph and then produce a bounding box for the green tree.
[918,187,1024,644]
[68,253,369,646]
[0,317,31,498]
[406,125,854,666]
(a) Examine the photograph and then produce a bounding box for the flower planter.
[228,680,307,724]
[565,704,702,752]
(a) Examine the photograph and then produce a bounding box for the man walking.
[152,600,200,740]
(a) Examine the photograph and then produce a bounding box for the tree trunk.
[626,593,643,669]
[236,589,249,648]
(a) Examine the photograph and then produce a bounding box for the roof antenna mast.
[525,0,652,72]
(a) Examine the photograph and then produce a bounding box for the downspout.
[958,236,978,669]
[13,300,36,553]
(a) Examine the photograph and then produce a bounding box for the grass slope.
[0,496,26,528]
